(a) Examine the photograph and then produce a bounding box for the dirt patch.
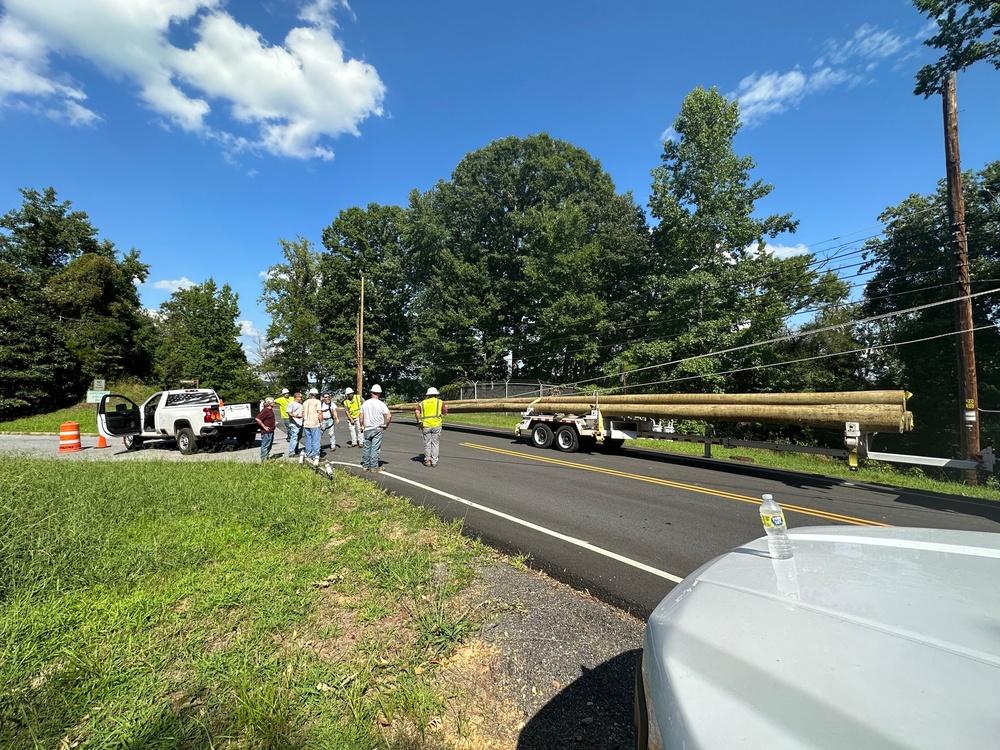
[428,560,645,749]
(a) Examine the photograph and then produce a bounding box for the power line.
[569,287,1000,388]
[620,323,997,391]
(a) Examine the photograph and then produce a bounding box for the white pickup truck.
[98,389,260,454]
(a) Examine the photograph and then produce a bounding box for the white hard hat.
[345,387,354,395]
[370,384,382,394]
[281,388,289,394]
[308,387,318,395]
[426,387,439,396]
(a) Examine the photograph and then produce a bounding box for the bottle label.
[762,513,785,529]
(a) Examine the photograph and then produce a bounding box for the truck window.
[165,391,216,407]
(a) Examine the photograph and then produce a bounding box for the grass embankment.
[445,412,1000,502]
[1,382,158,435]
[0,459,494,749]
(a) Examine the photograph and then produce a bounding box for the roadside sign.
[87,390,110,404]
[93,378,106,391]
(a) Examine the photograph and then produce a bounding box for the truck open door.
[97,394,141,440]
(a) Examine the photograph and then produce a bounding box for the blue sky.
[1,0,997,354]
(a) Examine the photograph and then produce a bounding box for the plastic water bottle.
[760,494,793,559]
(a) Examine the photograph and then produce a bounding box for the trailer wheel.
[555,425,579,453]
[602,438,625,452]
[531,423,554,449]
[176,427,197,455]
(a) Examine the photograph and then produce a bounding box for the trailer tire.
[531,423,554,449]
[555,425,580,453]
[176,427,198,454]
[602,438,625,452]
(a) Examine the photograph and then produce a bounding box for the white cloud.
[763,242,811,259]
[152,276,197,291]
[725,24,911,127]
[0,0,385,159]
[0,14,100,124]
[238,319,262,338]
[732,67,855,126]
[821,24,906,66]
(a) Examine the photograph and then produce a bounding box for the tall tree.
[45,251,154,381]
[318,204,413,392]
[259,237,323,390]
[156,279,260,401]
[406,133,650,387]
[913,0,1000,96]
[862,161,1000,455]
[0,187,152,414]
[0,187,102,278]
[627,87,848,393]
[0,264,79,418]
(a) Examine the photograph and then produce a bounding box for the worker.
[359,384,391,472]
[415,387,448,467]
[275,387,293,452]
[342,387,363,447]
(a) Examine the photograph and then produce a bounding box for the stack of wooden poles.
[392,391,914,433]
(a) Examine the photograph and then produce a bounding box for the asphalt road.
[8,424,1000,619]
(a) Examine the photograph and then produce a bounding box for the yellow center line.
[461,442,890,528]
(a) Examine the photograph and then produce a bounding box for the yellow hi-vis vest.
[343,394,363,419]
[419,397,444,428]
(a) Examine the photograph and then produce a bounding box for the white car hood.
[644,527,1000,749]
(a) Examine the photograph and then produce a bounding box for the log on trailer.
[392,391,914,434]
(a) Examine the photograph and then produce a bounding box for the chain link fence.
[441,380,583,401]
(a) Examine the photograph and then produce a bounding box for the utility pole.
[355,274,364,395]
[942,71,980,481]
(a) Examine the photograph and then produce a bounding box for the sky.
[1,0,997,356]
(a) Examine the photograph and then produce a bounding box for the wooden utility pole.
[942,71,980,479]
[355,274,364,395]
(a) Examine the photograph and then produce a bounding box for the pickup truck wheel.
[176,427,197,454]
[555,425,580,453]
[124,435,143,452]
[237,430,257,449]
[531,423,554,449]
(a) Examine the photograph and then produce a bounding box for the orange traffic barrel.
[58,422,82,452]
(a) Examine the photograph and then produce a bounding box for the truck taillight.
[203,407,221,423]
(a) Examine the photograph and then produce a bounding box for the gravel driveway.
[0,431,645,748]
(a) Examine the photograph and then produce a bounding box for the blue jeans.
[287,422,302,455]
[260,431,274,461]
[305,426,321,459]
[362,427,383,469]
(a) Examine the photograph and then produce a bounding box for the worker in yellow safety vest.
[274,388,293,451]
[414,387,448,467]
[342,387,364,447]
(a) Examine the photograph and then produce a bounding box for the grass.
[445,412,1000,502]
[0,381,159,435]
[0,458,494,749]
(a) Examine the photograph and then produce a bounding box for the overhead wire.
[568,287,1000,388]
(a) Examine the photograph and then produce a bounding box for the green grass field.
[0,458,492,749]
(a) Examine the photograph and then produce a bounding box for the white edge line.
[325,462,684,583]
